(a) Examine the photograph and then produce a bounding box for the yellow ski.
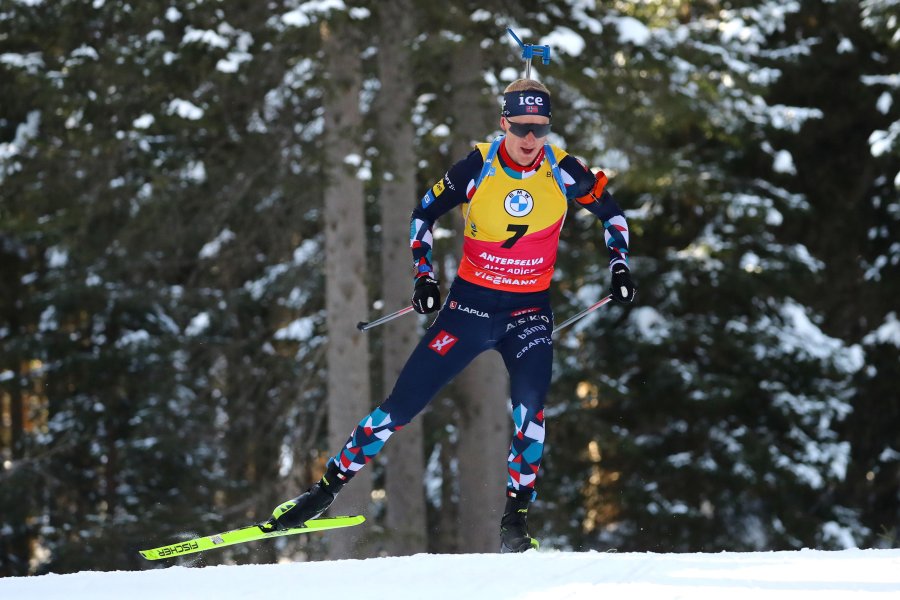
[138,515,365,560]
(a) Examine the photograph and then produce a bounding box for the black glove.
[412,276,441,314]
[610,265,636,304]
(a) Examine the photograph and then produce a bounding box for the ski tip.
[279,514,367,532]
[317,514,366,525]
[317,514,366,527]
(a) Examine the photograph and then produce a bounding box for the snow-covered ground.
[3,548,899,599]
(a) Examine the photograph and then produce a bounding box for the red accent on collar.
[499,138,545,172]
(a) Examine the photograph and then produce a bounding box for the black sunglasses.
[506,120,552,138]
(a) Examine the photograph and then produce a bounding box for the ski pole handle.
[552,295,614,337]
[357,305,416,332]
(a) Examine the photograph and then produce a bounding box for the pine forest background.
[1,0,898,576]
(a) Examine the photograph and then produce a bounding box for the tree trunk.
[456,354,510,552]
[321,19,373,559]
[376,0,428,556]
[448,40,510,553]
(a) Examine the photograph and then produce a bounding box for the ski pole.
[552,295,614,337]
[357,305,416,332]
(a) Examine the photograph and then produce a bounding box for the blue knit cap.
[501,90,551,118]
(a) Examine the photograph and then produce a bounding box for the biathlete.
[262,79,635,553]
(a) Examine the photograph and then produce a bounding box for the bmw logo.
[504,189,534,217]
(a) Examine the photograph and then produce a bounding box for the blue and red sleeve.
[409,149,483,280]
[560,155,631,271]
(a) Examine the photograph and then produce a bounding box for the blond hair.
[503,79,551,95]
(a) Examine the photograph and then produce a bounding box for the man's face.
[500,115,551,166]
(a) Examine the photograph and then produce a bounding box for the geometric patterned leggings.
[331,278,554,501]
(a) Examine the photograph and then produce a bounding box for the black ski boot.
[500,492,539,553]
[261,461,348,532]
